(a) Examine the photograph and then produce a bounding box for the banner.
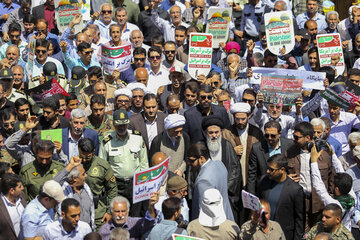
[250,67,325,90]
[133,157,169,203]
[26,35,36,80]
[41,129,63,143]
[317,33,345,75]
[260,74,303,105]
[55,0,83,34]
[188,33,213,79]
[242,190,261,211]
[172,234,205,240]
[205,7,232,48]
[320,80,360,109]
[101,44,132,74]
[264,11,295,55]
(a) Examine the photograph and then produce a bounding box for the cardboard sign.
[172,234,205,240]
[101,44,132,74]
[242,190,261,211]
[264,11,295,55]
[320,80,360,109]
[205,7,232,48]
[260,74,303,105]
[133,157,169,204]
[250,67,325,90]
[55,0,83,34]
[41,129,63,144]
[317,33,345,75]
[188,33,213,79]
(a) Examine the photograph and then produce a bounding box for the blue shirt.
[19,197,54,238]
[296,12,328,32]
[148,220,187,240]
[268,140,282,157]
[60,27,80,60]
[63,51,101,71]
[43,220,92,240]
[327,136,342,158]
[0,2,20,31]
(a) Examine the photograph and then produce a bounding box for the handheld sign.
[41,129,63,144]
[188,33,213,79]
[205,7,232,48]
[242,190,261,212]
[264,11,295,55]
[260,73,303,105]
[133,157,169,204]
[101,44,132,74]
[317,33,345,75]
[172,234,205,240]
[26,35,36,81]
[55,0,83,34]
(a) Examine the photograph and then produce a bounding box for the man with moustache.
[320,11,339,34]
[201,115,242,223]
[127,83,146,115]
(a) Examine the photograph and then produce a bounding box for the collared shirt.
[92,19,117,41]
[145,115,158,148]
[0,2,20,31]
[159,0,186,13]
[155,193,189,222]
[239,219,285,240]
[0,40,27,63]
[68,129,83,160]
[148,219,187,239]
[240,1,267,37]
[346,165,360,226]
[19,197,54,238]
[182,6,208,25]
[121,22,140,42]
[322,111,360,155]
[73,188,92,225]
[299,149,312,195]
[60,27,81,60]
[43,220,92,240]
[44,5,55,31]
[1,193,24,236]
[63,50,101,72]
[146,65,171,94]
[306,222,355,240]
[268,140,282,157]
[296,12,328,32]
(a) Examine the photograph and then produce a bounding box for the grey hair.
[227,53,241,63]
[100,3,113,11]
[326,11,339,20]
[110,196,130,212]
[110,228,130,240]
[349,6,357,17]
[310,118,326,131]
[348,132,360,144]
[65,165,82,183]
[71,108,87,120]
[130,29,143,38]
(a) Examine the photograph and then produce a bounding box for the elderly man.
[127,82,146,115]
[98,195,158,240]
[149,114,189,172]
[320,11,339,34]
[339,132,360,170]
[296,0,327,32]
[182,0,207,25]
[134,67,149,86]
[114,88,132,114]
[338,6,359,51]
[130,30,150,51]
[0,23,27,62]
[88,3,116,40]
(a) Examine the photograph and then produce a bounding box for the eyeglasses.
[3,122,15,127]
[165,50,175,54]
[200,95,213,100]
[102,10,112,14]
[149,56,161,60]
[83,50,93,55]
[134,57,146,62]
[10,34,20,38]
[293,134,304,140]
[117,100,130,104]
[265,133,277,139]
[267,166,280,172]
[36,49,47,54]
[212,81,220,86]
[243,98,255,103]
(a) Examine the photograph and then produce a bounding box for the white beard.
[206,135,221,153]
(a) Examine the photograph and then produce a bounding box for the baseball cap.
[43,62,58,82]
[170,66,183,74]
[69,66,86,90]
[298,29,311,40]
[0,68,14,80]
[113,109,130,125]
[42,180,65,203]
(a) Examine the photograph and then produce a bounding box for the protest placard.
[133,157,169,204]
[264,11,295,55]
[250,67,325,90]
[188,33,213,79]
[26,35,36,81]
[317,33,345,75]
[101,44,132,74]
[172,234,205,240]
[242,190,261,211]
[55,0,83,34]
[205,7,232,47]
[41,129,63,144]
[260,74,303,105]
[320,80,360,109]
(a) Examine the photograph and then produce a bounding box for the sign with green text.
[188,33,213,79]
[172,234,205,240]
[205,7,232,47]
[55,0,83,33]
[317,33,345,75]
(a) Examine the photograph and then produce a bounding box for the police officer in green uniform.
[20,139,66,201]
[85,94,114,143]
[99,109,149,216]
[78,137,118,230]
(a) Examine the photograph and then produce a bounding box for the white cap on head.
[42,180,65,203]
[164,114,186,130]
[114,88,133,99]
[198,188,226,227]
[230,102,251,114]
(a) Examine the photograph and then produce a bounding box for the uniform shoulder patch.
[132,130,141,135]
[103,134,113,144]
[109,175,116,183]
[15,89,25,95]
[32,172,38,177]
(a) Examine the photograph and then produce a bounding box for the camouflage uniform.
[304,222,355,240]
[85,114,115,143]
[239,220,285,240]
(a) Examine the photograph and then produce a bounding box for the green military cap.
[0,68,14,80]
[113,109,130,125]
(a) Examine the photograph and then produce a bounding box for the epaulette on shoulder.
[15,89,25,95]
[132,130,141,135]
[103,134,113,144]
[31,76,41,82]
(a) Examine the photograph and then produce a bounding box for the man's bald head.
[76,33,90,45]
[131,29,143,38]
[135,67,149,85]
[314,233,333,240]
[152,152,167,166]
[194,0,205,7]
[274,0,287,11]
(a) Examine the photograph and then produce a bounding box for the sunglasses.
[200,95,213,100]
[243,98,255,103]
[265,133,277,139]
[10,34,20,38]
[83,50,93,55]
[149,56,161,60]
[165,50,175,54]
[134,57,146,62]
[3,122,15,127]
[267,166,280,172]
[36,49,47,54]
[293,135,304,140]
[102,10,112,14]
[269,105,281,109]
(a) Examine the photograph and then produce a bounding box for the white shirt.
[68,129,83,160]
[121,23,140,43]
[299,149,312,195]
[146,65,171,94]
[1,193,24,236]
[145,115,158,148]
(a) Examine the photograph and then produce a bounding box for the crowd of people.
[0,0,360,239]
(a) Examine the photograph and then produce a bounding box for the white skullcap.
[114,88,132,99]
[127,82,148,93]
[230,102,251,114]
[164,114,186,130]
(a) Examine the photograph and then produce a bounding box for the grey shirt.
[74,188,92,225]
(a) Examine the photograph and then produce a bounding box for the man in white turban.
[114,88,133,113]
[149,114,190,176]
[127,83,148,115]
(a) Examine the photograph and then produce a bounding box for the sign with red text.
[101,44,132,74]
[133,157,169,203]
[264,11,295,55]
[55,0,83,33]
[188,33,213,79]
[317,33,345,75]
[205,7,232,47]
[260,74,303,105]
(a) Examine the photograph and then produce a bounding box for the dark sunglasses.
[149,56,161,60]
[267,166,280,172]
[243,98,255,103]
[265,133,277,139]
[200,95,213,100]
[293,135,304,140]
[165,50,175,54]
[102,10,112,14]
[3,122,15,127]
[36,49,47,54]
[134,57,146,62]
[83,50,93,55]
